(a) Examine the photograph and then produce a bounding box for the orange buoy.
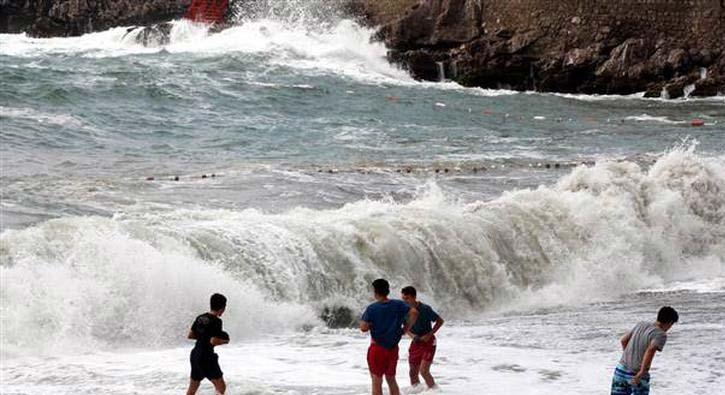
[691,119,705,127]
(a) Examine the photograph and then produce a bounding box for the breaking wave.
[2,147,724,354]
[0,1,409,84]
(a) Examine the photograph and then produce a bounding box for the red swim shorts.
[408,336,437,366]
[367,343,399,377]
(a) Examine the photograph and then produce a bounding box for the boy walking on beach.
[186,293,230,395]
[401,286,444,389]
[611,306,679,395]
[360,279,419,395]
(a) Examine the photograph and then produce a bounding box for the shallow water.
[1,6,724,395]
[3,289,724,394]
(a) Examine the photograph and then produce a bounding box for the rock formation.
[356,0,725,98]
[0,1,196,37]
[2,0,724,97]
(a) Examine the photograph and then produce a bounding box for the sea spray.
[1,17,407,82]
[0,218,317,356]
[2,148,723,354]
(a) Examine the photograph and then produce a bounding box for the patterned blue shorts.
[611,363,650,395]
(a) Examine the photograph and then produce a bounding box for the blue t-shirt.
[361,299,410,349]
[409,302,440,336]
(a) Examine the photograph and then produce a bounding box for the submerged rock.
[319,305,358,329]
[124,23,174,47]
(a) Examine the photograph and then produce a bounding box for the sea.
[1,4,724,395]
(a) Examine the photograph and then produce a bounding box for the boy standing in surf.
[186,293,230,395]
[611,306,679,395]
[360,279,419,395]
[401,286,444,389]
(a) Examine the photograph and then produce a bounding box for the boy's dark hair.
[401,286,417,298]
[372,279,390,297]
[657,306,679,324]
[210,293,227,311]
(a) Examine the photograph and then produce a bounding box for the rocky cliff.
[357,0,725,98]
[0,1,197,37]
[3,0,724,97]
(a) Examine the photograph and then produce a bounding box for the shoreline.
[2,0,724,98]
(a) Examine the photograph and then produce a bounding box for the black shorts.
[190,348,223,381]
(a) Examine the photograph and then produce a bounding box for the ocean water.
[1,5,724,395]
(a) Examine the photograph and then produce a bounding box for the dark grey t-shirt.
[620,322,667,372]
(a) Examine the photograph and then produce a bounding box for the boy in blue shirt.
[360,279,419,395]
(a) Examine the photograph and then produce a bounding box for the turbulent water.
[1,4,725,395]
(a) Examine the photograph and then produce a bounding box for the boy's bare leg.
[186,379,201,395]
[409,363,421,386]
[420,360,436,388]
[210,377,226,395]
[385,374,401,395]
[371,374,384,395]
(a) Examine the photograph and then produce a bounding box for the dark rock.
[356,0,725,97]
[691,74,725,97]
[666,49,690,72]
[595,39,652,80]
[0,0,238,37]
[390,49,448,81]
[124,23,173,47]
[644,82,666,98]
[381,0,482,49]
[563,45,600,69]
[320,305,357,328]
[663,79,687,99]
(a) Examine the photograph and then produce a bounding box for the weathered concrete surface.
[356,0,725,97]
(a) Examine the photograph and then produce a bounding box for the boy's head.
[210,293,227,315]
[401,286,417,306]
[372,279,390,301]
[656,306,678,331]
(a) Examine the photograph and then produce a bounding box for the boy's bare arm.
[432,317,445,334]
[187,330,197,340]
[632,344,658,385]
[620,331,632,350]
[403,308,419,334]
[360,321,370,332]
[210,337,229,346]
[419,316,444,342]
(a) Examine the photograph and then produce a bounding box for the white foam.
[0,217,317,357]
[624,114,687,124]
[2,147,724,355]
[0,18,410,85]
[7,19,721,102]
[0,106,85,128]
[3,318,723,394]
[547,91,725,103]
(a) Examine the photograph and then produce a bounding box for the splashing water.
[1,3,725,393]
[2,146,723,355]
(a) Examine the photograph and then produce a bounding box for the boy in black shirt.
[186,293,230,395]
